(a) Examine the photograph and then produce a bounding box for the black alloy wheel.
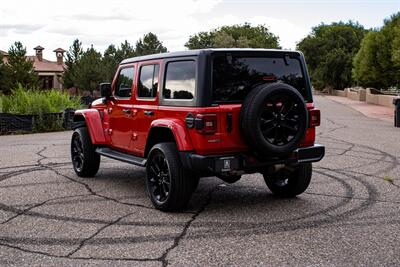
[146,142,198,211]
[240,82,308,156]
[70,127,100,177]
[71,133,84,172]
[260,95,301,146]
[147,150,171,204]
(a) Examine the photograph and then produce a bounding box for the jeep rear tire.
[240,83,308,156]
[263,163,312,197]
[71,127,100,177]
[146,142,196,212]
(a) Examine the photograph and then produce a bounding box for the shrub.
[0,85,82,132]
[0,85,81,114]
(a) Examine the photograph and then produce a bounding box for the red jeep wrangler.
[71,49,324,211]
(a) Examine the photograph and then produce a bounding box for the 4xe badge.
[223,159,231,170]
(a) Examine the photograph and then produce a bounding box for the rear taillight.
[309,109,321,127]
[195,114,217,134]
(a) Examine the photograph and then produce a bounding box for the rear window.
[212,54,309,103]
[163,60,195,100]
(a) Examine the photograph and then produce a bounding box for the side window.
[163,61,195,100]
[138,64,159,98]
[115,67,134,98]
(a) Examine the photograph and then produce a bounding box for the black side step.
[96,147,147,167]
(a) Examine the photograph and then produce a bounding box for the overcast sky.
[1,0,399,61]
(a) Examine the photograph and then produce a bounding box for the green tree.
[102,36,168,82]
[382,13,400,88]
[63,39,105,92]
[63,39,84,88]
[297,21,367,90]
[1,41,38,91]
[352,31,383,88]
[118,40,136,60]
[102,44,119,82]
[213,31,237,47]
[185,23,280,49]
[0,61,12,93]
[102,41,136,82]
[75,46,105,92]
[185,32,215,49]
[135,32,167,56]
[353,12,400,89]
[392,26,400,68]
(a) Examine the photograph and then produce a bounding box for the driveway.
[0,95,399,266]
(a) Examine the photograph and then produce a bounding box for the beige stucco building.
[0,46,66,89]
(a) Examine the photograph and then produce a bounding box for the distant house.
[0,50,7,58]
[0,50,9,64]
[0,46,66,89]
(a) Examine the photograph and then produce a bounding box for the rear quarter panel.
[157,106,223,155]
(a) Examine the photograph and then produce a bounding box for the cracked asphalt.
[0,95,399,266]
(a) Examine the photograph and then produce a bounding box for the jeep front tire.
[146,142,196,211]
[71,127,100,177]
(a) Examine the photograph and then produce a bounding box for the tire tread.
[71,127,100,177]
[147,142,197,211]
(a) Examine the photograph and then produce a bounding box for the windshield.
[212,54,309,103]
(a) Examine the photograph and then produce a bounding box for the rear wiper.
[284,54,290,66]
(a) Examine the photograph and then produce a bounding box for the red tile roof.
[1,49,65,72]
[53,48,66,53]
[27,56,65,72]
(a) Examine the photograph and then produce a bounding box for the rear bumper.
[179,144,325,176]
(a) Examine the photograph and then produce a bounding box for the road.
[0,95,399,266]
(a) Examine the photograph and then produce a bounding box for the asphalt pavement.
[0,95,399,266]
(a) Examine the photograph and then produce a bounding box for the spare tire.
[240,82,308,156]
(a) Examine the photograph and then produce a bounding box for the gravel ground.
[0,95,399,266]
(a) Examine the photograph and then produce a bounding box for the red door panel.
[108,64,136,153]
[109,102,135,151]
[131,60,162,156]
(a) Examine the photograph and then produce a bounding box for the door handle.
[122,109,132,114]
[144,110,154,116]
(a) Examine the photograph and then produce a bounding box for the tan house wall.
[53,76,63,90]
[332,90,347,97]
[366,88,398,107]
[1,48,65,90]
[37,72,64,90]
[346,89,359,101]
[333,88,398,108]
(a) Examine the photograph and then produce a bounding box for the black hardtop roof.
[120,48,301,65]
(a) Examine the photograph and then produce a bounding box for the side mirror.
[100,83,112,98]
